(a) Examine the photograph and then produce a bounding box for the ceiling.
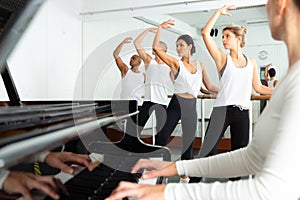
[80,0,268,38]
[81,0,267,21]
[170,5,268,30]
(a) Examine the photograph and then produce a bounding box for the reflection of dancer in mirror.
[268,68,278,88]
[199,5,273,181]
[152,20,218,168]
[133,28,173,135]
[106,0,300,198]
[262,63,278,111]
[264,63,279,88]
[264,63,272,85]
[113,37,145,108]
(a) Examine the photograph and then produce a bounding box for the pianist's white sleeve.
[0,169,10,190]
[165,61,300,200]
[27,151,50,163]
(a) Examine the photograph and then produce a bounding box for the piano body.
[0,1,171,199]
[0,100,171,200]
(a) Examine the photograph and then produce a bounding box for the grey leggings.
[155,94,197,160]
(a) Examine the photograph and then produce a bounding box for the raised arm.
[153,19,179,74]
[251,58,273,95]
[264,63,272,86]
[113,37,131,78]
[201,62,219,94]
[201,5,235,71]
[134,28,156,69]
[264,63,272,83]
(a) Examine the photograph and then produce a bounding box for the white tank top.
[268,79,275,88]
[144,59,173,105]
[214,54,253,109]
[120,70,144,106]
[174,60,203,98]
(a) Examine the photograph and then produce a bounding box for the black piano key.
[60,192,90,200]
[68,171,109,183]
[67,177,100,189]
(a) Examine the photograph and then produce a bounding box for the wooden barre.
[165,94,271,100]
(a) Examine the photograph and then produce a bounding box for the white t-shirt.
[173,60,202,98]
[214,54,253,109]
[144,59,173,105]
[165,60,300,200]
[120,70,144,106]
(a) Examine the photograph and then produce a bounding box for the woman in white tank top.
[199,5,273,179]
[152,20,218,173]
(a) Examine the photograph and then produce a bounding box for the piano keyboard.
[44,154,144,200]
[50,165,140,200]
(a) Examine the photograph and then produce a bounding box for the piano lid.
[0,0,45,71]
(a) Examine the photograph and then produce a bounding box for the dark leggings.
[137,101,167,134]
[155,95,197,160]
[199,105,250,158]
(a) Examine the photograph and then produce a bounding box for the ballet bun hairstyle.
[223,25,247,48]
[177,34,196,55]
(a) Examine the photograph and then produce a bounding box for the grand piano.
[0,1,171,199]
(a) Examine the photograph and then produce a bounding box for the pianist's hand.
[44,152,93,175]
[105,181,166,200]
[3,171,68,200]
[131,159,178,180]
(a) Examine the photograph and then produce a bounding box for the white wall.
[0,0,82,100]
[244,25,288,79]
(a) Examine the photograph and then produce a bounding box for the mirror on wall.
[1,0,288,101]
[80,0,287,102]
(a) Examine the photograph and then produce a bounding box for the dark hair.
[294,0,300,10]
[223,25,247,48]
[176,34,196,55]
[268,68,276,77]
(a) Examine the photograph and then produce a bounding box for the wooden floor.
[106,128,231,154]
[140,135,231,154]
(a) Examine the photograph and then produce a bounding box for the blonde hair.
[159,41,168,52]
[223,25,247,48]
